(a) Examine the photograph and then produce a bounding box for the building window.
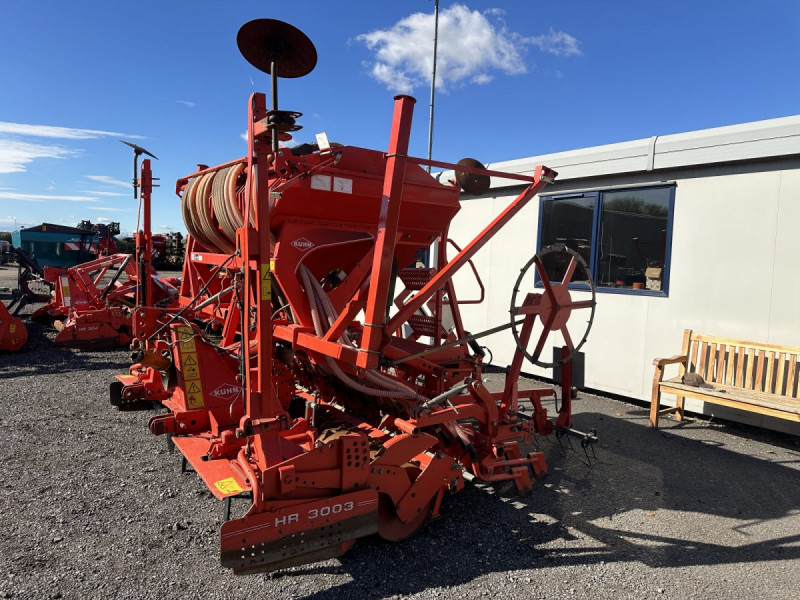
[537,184,675,295]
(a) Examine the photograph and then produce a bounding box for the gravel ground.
[1,263,799,600]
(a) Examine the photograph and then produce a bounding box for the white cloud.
[0,191,99,202]
[0,216,33,230]
[0,121,142,140]
[240,131,248,142]
[176,100,197,108]
[525,28,581,57]
[355,4,581,93]
[159,224,172,230]
[0,139,78,173]
[84,175,130,188]
[356,4,527,93]
[96,216,111,223]
[80,190,128,197]
[93,206,135,212]
[0,121,143,174]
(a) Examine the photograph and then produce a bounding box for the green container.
[11,223,99,268]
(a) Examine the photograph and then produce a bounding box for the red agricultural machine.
[31,152,179,349]
[77,219,120,255]
[0,300,27,351]
[110,20,596,574]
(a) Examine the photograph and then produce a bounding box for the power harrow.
[31,155,179,349]
[110,19,597,574]
[30,252,177,348]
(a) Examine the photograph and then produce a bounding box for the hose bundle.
[181,162,249,254]
[298,264,421,402]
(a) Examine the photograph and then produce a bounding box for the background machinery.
[111,19,596,574]
[7,219,120,315]
[29,154,179,349]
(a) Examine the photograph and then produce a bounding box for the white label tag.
[333,177,353,194]
[315,132,331,153]
[310,175,331,191]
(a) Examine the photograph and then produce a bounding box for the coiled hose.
[181,163,249,254]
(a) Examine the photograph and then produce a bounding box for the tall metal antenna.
[426,0,440,174]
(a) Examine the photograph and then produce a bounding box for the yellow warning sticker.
[176,325,203,408]
[9,324,15,333]
[181,352,200,381]
[260,263,272,301]
[185,379,204,409]
[62,277,71,306]
[176,325,197,353]
[214,478,243,495]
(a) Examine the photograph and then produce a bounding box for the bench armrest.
[652,354,688,368]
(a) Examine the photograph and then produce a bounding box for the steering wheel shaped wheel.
[509,245,596,368]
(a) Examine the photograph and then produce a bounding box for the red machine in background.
[150,232,184,269]
[32,154,179,349]
[0,300,27,351]
[110,20,596,574]
[78,220,120,255]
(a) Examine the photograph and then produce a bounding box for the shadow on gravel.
[625,405,800,450]
[284,411,800,599]
[0,317,131,378]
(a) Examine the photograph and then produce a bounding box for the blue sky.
[1,1,798,235]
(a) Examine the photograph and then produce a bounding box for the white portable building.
[442,115,800,434]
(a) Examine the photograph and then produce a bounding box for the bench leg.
[674,394,685,421]
[650,372,662,428]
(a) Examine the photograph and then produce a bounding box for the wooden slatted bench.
[650,329,800,429]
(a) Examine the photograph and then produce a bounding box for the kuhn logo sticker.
[291,237,315,252]
[210,383,241,401]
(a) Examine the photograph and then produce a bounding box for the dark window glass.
[598,188,670,291]
[538,185,674,295]
[539,194,594,284]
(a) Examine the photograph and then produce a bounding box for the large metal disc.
[237,19,317,78]
[455,158,491,195]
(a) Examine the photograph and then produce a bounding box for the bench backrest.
[681,329,800,398]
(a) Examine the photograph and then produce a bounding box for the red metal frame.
[110,91,589,575]
[31,160,178,349]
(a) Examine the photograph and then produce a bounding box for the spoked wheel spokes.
[510,245,595,368]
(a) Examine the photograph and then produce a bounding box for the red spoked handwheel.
[510,245,596,368]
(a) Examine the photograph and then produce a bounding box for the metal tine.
[580,430,603,467]
[555,431,568,457]
[579,442,593,467]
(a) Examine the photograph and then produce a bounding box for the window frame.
[536,183,675,297]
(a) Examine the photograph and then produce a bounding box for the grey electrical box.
[552,348,584,390]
